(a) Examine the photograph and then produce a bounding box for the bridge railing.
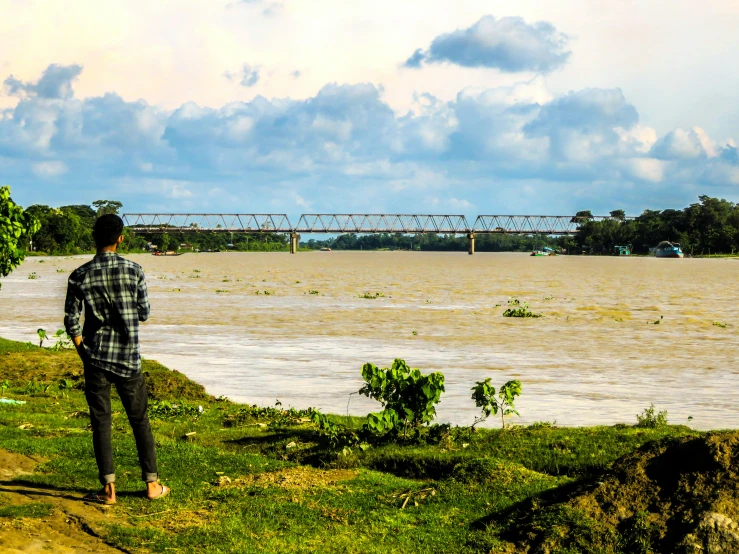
[123,213,627,236]
[294,214,469,234]
[471,215,619,235]
[122,213,293,233]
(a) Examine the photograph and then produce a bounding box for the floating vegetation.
[56,269,65,273]
[216,289,229,293]
[713,321,728,328]
[358,292,384,299]
[412,330,417,336]
[502,298,542,318]
[308,290,319,295]
[255,290,271,295]
[27,272,39,280]
[222,279,231,282]
[188,275,201,278]
[648,315,664,325]
[192,269,201,273]
[172,288,181,292]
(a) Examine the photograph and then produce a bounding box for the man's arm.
[64,273,86,360]
[137,268,150,322]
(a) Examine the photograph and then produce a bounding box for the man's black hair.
[93,214,124,249]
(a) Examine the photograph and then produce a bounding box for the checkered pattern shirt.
[64,253,150,377]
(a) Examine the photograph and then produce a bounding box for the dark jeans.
[84,364,158,486]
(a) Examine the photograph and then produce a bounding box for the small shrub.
[310,410,364,456]
[49,330,73,351]
[359,359,445,436]
[635,404,668,428]
[471,379,522,429]
[37,329,72,351]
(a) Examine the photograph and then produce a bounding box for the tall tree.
[0,186,40,289]
[92,200,123,215]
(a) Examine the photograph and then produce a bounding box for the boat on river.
[531,247,556,257]
[654,241,684,258]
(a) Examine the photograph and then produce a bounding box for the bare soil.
[497,432,739,553]
[0,449,132,553]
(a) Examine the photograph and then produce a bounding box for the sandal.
[147,483,170,500]
[83,490,116,505]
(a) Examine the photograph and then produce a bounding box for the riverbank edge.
[0,335,729,553]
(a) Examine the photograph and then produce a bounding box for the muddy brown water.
[2,252,737,429]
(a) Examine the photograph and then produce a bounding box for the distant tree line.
[303,233,563,252]
[22,200,287,254]
[573,196,739,255]
[18,195,739,256]
[305,196,739,255]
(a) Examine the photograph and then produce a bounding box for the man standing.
[64,214,169,504]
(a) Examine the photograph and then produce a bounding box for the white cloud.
[3,63,738,214]
[32,160,67,177]
[623,157,665,182]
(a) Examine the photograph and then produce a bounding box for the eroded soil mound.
[1,343,211,402]
[495,432,739,553]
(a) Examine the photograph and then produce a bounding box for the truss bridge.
[122,213,621,254]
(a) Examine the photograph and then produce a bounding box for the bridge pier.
[467,232,475,255]
[289,232,299,254]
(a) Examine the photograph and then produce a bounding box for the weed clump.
[635,404,668,428]
[502,298,542,318]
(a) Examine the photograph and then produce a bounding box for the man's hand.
[72,335,86,361]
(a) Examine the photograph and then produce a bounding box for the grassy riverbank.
[2,337,737,553]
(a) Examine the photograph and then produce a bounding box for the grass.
[0,337,700,553]
[0,502,54,519]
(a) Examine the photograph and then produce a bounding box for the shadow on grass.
[471,477,599,532]
[0,479,153,501]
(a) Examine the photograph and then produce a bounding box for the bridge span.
[122,213,620,254]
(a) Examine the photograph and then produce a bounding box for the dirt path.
[0,449,133,553]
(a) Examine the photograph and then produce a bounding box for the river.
[2,252,737,429]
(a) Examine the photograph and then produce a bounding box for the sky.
[1,0,738,218]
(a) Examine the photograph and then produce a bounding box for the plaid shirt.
[64,253,150,377]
